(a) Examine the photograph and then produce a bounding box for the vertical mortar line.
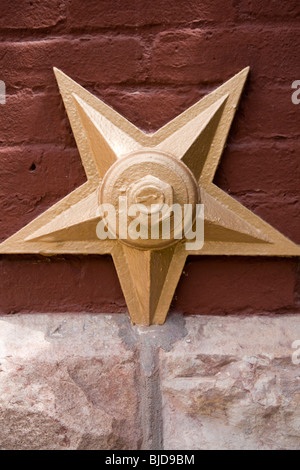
[118,314,187,450]
[138,339,163,450]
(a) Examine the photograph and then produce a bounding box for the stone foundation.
[0,313,299,450]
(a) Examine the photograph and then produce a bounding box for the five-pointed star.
[1,67,299,325]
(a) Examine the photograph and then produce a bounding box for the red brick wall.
[0,0,299,315]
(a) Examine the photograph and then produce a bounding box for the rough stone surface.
[160,315,300,450]
[1,313,300,450]
[0,314,141,450]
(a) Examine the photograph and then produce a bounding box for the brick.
[104,83,300,139]
[0,314,140,449]
[1,252,296,318]
[237,0,300,21]
[151,30,207,85]
[215,141,300,194]
[229,83,300,141]
[0,0,66,30]
[67,0,236,29]
[174,257,297,315]
[0,256,125,315]
[0,92,75,146]
[214,140,300,242]
[235,192,300,245]
[0,146,85,242]
[151,29,300,84]
[99,87,206,132]
[1,38,145,92]
[160,315,300,450]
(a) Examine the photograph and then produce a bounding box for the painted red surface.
[0,0,299,315]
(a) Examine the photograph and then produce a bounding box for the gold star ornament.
[1,67,299,325]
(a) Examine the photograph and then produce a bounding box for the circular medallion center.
[99,149,200,249]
